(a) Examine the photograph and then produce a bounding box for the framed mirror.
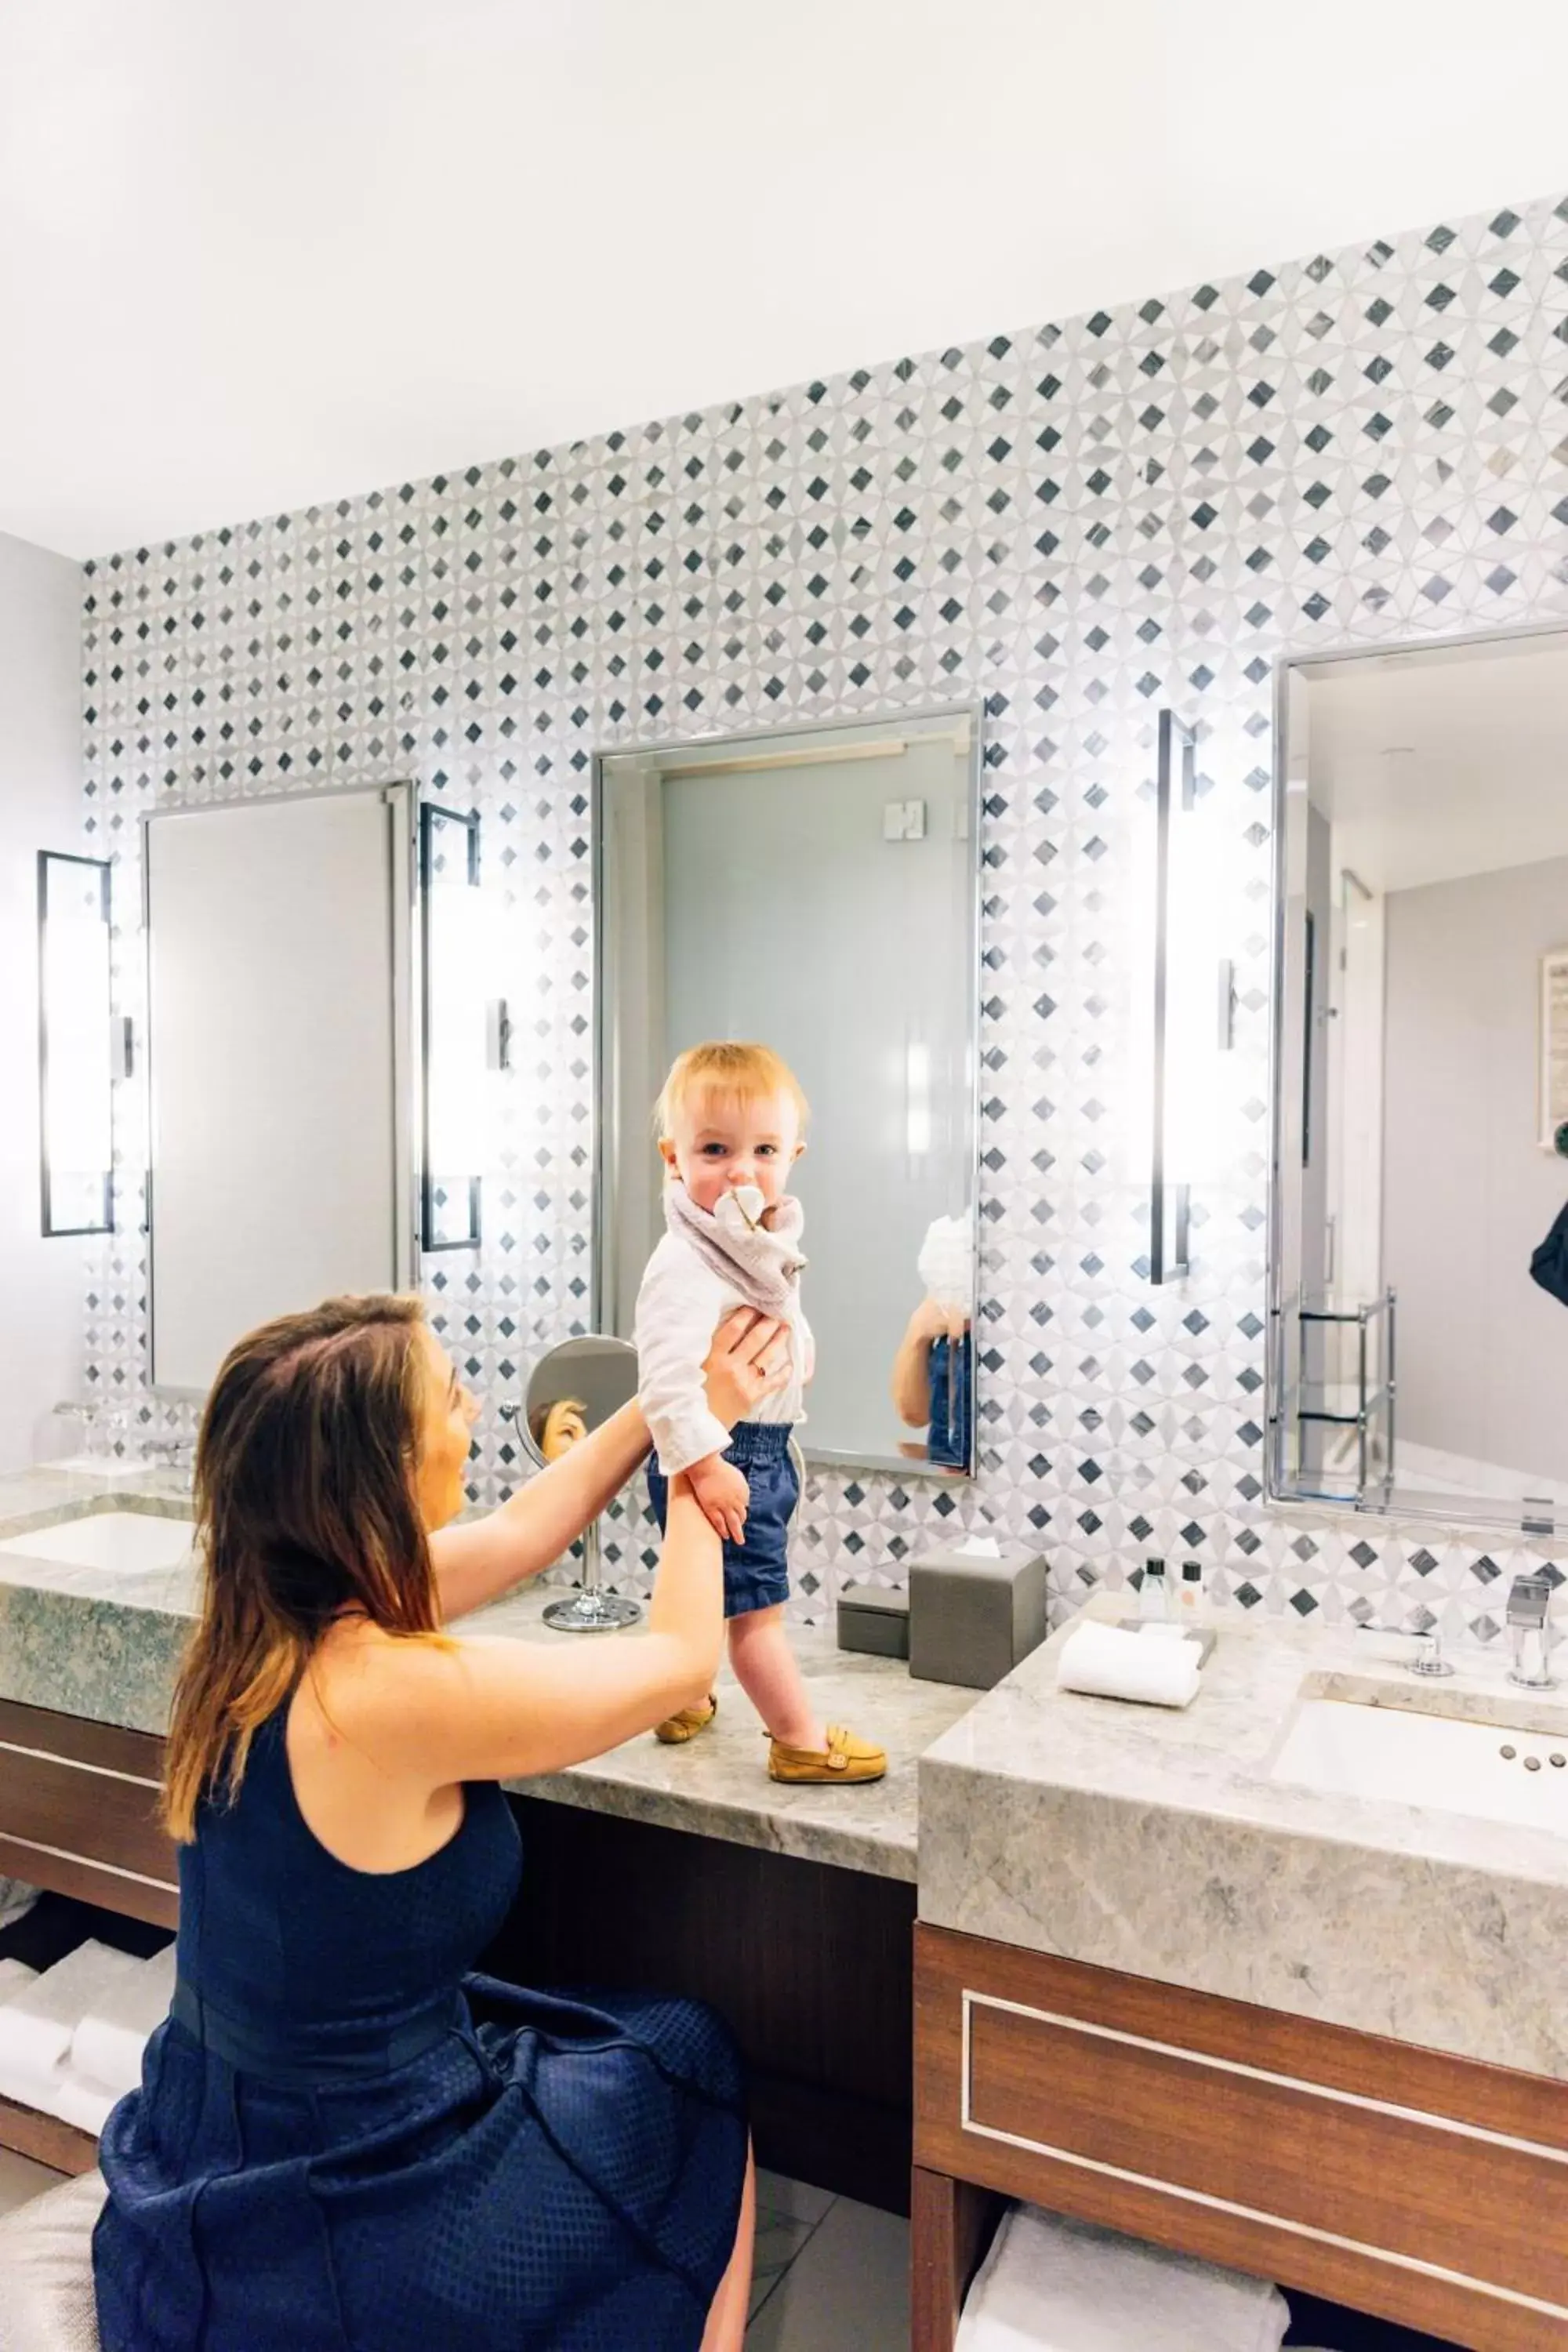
[596,708,981,1476]
[1269,624,1568,1534]
[143,783,416,1395]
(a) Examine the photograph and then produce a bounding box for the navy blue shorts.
[645,1422,797,1619]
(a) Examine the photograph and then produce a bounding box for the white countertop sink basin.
[0,1511,193,1578]
[1272,1695,1568,1836]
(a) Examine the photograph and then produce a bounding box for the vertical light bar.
[419,802,483,1253]
[1150,710,1195,1286]
[38,851,114,1236]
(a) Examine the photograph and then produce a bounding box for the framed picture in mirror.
[1537,947,1568,1155]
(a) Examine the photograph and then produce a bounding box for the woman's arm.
[891,1298,944,1428]
[430,1310,788,1620]
[430,1398,649,1621]
[356,1479,726,1783]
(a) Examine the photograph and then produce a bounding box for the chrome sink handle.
[1507,1572,1558,1692]
[1354,1621,1455,1679]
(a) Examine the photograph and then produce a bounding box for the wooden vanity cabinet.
[0,1698,175,1930]
[0,1699,175,2173]
[913,1922,1568,2352]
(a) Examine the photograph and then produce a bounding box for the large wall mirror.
[1269,625,1568,1533]
[597,709,980,1475]
[144,784,416,1394]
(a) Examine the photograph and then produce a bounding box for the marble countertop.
[0,1467,976,1882]
[920,1593,1568,2078]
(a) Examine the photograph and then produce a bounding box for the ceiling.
[1303,633,1568,892]
[5,0,1568,560]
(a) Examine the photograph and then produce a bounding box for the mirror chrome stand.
[510,1334,644,1633]
[542,1519,643,1633]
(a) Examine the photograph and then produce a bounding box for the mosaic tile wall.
[80,184,1568,1639]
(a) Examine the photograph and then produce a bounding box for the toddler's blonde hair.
[655,1041,810,1139]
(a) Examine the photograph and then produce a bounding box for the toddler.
[635,1041,887,1784]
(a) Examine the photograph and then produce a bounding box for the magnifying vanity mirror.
[517,1335,642,1632]
[1269,623,1568,1535]
[594,707,981,1478]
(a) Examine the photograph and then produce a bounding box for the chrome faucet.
[1354,1621,1454,1679]
[1507,1572,1557,1690]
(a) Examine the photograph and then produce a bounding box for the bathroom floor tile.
[746,2193,908,2351]
[748,2204,822,2321]
[755,2167,835,2227]
[0,2147,67,2216]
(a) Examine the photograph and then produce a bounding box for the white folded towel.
[0,1939,146,2085]
[45,2066,122,2137]
[1056,1621,1200,1710]
[0,1876,38,1930]
[0,1957,39,2002]
[71,1943,176,2095]
[956,2205,1290,2352]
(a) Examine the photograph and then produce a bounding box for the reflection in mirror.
[38,851,114,1236]
[1270,627,1568,1532]
[143,786,414,1394]
[517,1336,642,1632]
[597,710,979,1475]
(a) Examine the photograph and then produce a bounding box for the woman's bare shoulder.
[299,1618,551,1744]
[297,1617,469,1736]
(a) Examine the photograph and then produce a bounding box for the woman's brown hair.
[163,1292,445,1841]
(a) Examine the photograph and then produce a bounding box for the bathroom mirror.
[595,708,980,1476]
[517,1335,642,1632]
[143,784,416,1394]
[1269,625,1568,1533]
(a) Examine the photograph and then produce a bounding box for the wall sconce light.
[1150,713,1194,1284]
[1148,709,1242,1287]
[419,802,484,1253]
[38,851,117,1237]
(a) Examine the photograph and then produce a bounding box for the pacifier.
[724,1183,767,1231]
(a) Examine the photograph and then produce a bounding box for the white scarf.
[663,1182,807,1316]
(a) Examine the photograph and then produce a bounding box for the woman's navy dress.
[93,1708,748,2350]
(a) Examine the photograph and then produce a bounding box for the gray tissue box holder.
[837,1585,911,1661]
[909,1544,1048,1688]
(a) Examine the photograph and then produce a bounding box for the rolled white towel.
[0,1957,39,2002]
[1056,1620,1201,1710]
[956,2205,1289,2352]
[45,2065,122,2138]
[71,1943,176,2095]
[0,1940,145,2086]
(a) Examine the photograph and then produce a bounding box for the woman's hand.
[906,1295,968,1346]
[702,1309,790,1432]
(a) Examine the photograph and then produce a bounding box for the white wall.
[0,529,86,1472]
[1383,854,1568,1489]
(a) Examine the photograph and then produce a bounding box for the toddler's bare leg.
[727,1606,825,1749]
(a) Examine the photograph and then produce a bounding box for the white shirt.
[633,1230,812,1475]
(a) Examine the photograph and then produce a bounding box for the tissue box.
[909,1542,1048,1688]
[836,1585,910,1661]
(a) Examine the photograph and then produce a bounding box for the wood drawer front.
[0,1698,176,1928]
[916,1925,1568,2352]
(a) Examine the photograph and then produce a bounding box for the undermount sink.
[1272,1695,1568,1836]
[0,1511,194,1578]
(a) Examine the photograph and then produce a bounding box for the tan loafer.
[655,1693,718,1745]
[768,1724,887,1784]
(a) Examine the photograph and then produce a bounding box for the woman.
[93,1293,790,2352]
